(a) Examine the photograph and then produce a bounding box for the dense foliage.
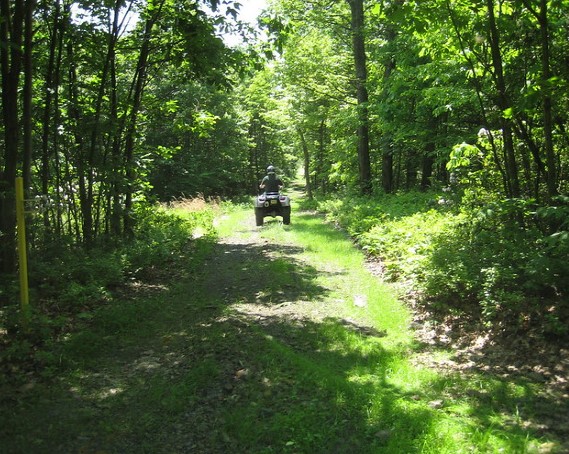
[261,0,568,331]
[0,0,270,276]
[319,190,568,335]
[1,200,216,379]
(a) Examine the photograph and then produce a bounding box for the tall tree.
[123,0,165,236]
[521,0,557,198]
[346,0,371,194]
[0,0,30,273]
[485,0,520,198]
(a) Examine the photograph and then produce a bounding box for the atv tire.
[255,208,264,226]
[282,206,291,225]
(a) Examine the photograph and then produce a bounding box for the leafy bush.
[360,209,453,283]
[319,190,445,237]
[317,191,568,334]
[31,247,124,311]
[124,203,216,277]
[418,197,567,333]
[0,202,216,375]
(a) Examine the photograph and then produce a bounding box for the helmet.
[266,165,275,174]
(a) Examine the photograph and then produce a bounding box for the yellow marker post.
[15,177,30,328]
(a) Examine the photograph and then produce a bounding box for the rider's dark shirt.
[261,174,283,193]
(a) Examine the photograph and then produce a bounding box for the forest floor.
[1,186,569,453]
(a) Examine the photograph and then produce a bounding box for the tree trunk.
[446,1,508,193]
[22,0,35,194]
[109,4,122,236]
[421,155,434,191]
[297,127,313,199]
[421,115,437,190]
[522,0,557,198]
[346,0,372,195]
[381,138,393,193]
[66,38,93,244]
[0,0,25,274]
[317,118,326,193]
[41,0,63,230]
[379,7,398,194]
[123,0,164,236]
[486,0,520,198]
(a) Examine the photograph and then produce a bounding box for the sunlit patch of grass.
[212,203,556,453]
[214,203,257,239]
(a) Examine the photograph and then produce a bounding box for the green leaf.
[502,107,513,119]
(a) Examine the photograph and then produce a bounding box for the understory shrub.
[125,204,215,274]
[319,191,452,284]
[318,192,568,334]
[26,205,215,313]
[424,197,568,333]
[360,209,453,283]
[1,202,216,369]
[319,190,445,237]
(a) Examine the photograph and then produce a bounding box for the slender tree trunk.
[446,1,508,192]
[513,118,547,199]
[394,143,402,190]
[486,0,520,198]
[53,5,66,235]
[382,149,393,193]
[421,115,437,190]
[379,6,398,194]
[86,1,122,238]
[297,127,312,200]
[123,0,164,236]
[421,155,434,191]
[22,0,35,194]
[0,0,25,274]
[109,5,122,236]
[346,0,371,195]
[317,118,326,193]
[381,45,395,193]
[41,1,62,230]
[66,38,90,243]
[522,0,557,198]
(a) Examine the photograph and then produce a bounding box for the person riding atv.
[259,165,283,193]
[255,165,291,226]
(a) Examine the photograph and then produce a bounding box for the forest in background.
[1,0,568,338]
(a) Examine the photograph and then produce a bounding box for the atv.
[254,191,291,226]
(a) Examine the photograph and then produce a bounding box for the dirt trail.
[161,209,395,452]
[205,217,329,325]
[192,208,569,452]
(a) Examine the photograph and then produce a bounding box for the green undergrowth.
[317,190,569,336]
[0,202,217,382]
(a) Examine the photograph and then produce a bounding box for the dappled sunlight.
[3,203,562,454]
[203,240,331,311]
[97,386,125,399]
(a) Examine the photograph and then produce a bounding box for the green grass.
[199,204,554,453]
[0,195,561,453]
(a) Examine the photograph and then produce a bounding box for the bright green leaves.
[192,111,221,138]
[447,142,480,170]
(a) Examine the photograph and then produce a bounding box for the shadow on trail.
[4,227,440,453]
[163,314,436,453]
[203,240,334,307]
